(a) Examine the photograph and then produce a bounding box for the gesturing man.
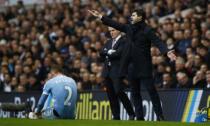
[89,9,176,121]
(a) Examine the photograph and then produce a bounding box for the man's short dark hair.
[51,65,62,73]
[132,8,146,21]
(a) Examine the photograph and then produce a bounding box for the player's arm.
[34,84,50,115]
[29,92,49,119]
[34,93,48,114]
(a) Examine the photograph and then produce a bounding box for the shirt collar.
[113,34,122,42]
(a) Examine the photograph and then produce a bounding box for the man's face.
[108,27,120,39]
[130,12,142,24]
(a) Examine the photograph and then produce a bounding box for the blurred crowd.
[0,0,209,92]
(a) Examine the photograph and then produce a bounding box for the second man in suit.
[100,27,135,120]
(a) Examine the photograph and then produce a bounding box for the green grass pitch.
[0,119,208,126]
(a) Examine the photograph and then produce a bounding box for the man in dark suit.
[100,27,135,120]
[89,9,176,121]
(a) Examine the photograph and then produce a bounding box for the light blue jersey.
[35,74,77,119]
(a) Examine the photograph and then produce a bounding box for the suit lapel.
[112,37,121,49]
[107,39,112,49]
[103,39,112,50]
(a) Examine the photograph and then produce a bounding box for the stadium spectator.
[80,72,92,91]
[206,71,210,89]
[0,73,12,92]
[161,72,176,89]
[176,72,192,88]
[192,70,206,88]
[28,74,41,91]
[175,57,187,73]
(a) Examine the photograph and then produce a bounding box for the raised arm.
[88,10,128,33]
[101,16,127,33]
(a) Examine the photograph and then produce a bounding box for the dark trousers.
[104,77,135,119]
[131,77,163,120]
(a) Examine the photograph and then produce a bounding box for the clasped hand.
[107,49,116,55]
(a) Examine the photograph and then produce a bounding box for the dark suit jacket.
[101,16,169,78]
[100,36,126,78]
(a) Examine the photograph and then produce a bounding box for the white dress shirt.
[112,35,122,48]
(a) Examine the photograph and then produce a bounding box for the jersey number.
[64,86,72,106]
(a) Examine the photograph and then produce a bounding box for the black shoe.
[136,117,145,121]
[157,115,165,121]
[128,115,135,120]
[113,116,120,120]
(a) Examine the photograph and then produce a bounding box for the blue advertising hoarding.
[0,89,209,122]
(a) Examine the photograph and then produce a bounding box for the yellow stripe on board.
[181,90,195,122]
